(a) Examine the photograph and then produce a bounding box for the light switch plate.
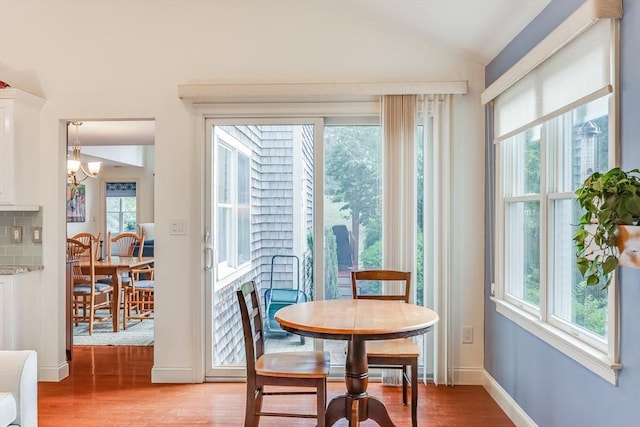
[170,219,187,235]
[462,326,474,344]
[32,227,42,243]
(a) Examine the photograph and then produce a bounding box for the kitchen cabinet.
[0,89,45,207]
[0,275,16,349]
[0,271,42,351]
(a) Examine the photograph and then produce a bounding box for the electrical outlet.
[462,326,474,344]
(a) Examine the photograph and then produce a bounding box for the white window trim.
[490,2,621,385]
[492,296,621,384]
[494,102,620,385]
[213,127,251,289]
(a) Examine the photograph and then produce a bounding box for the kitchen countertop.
[0,265,43,275]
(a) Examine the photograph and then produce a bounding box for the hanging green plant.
[574,167,640,287]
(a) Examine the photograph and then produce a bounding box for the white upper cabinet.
[0,89,45,207]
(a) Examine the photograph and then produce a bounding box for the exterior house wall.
[256,126,296,290]
[212,124,312,365]
[484,0,640,425]
[212,125,262,365]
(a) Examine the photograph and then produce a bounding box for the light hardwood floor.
[38,346,514,426]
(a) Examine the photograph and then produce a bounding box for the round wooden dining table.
[276,299,439,427]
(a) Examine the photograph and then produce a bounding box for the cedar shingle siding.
[213,124,314,365]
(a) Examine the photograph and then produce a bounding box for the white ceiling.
[68,0,550,162]
[68,120,155,147]
[352,0,550,65]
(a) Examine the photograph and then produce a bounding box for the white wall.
[0,0,485,382]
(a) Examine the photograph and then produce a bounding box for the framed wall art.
[66,184,86,223]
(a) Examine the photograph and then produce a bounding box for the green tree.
[304,232,314,300]
[324,228,340,300]
[325,126,381,268]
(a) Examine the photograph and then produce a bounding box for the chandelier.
[67,121,101,186]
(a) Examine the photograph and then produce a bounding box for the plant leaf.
[602,255,618,275]
[587,274,600,286]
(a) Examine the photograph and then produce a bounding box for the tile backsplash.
[0,210,43,265]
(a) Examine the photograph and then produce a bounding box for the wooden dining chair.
[123,265,154,329]
[106,231,145,258]
[236,281,330,427]
[351,269,419,427]
[98,232,145,286]
[70,232,101,259]
[67,238,113,335]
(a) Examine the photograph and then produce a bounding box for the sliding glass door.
[204,119,320,378]
[203,115,431,381]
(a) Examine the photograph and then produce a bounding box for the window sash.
[214,129,251,280]
[495,94,616,380]
[105,182,137,234]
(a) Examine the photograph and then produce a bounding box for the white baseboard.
[39,362,69,382]
[482,370,537,427]
[452,367,484,385]
[151,366,198,383]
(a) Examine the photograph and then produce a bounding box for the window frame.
[493,93,620,385]
[213,126,252,287]
[104,180,138,236]
[490,15,622,385]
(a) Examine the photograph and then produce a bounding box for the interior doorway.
[65,119,155,350]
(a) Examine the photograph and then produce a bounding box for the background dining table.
[276,299,439,427]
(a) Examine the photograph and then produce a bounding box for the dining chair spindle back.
[107,231,145,258]
[70,232,101,259]
[98,232,145,287]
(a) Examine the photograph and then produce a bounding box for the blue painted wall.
[485,1,640,425]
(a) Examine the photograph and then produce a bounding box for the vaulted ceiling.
[68,0,550,165]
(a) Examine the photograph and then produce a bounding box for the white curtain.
[381,94,452,386]
[382,95,417,272]
[381,95,417,385]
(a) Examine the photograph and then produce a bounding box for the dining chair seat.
[73,283,113,294]
[97,275,131,285]
[366,338,420,358]
[257,351,329,378]
[132,280,154,289]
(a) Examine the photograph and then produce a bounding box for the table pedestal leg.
[325,337,395,427]
[112,272,122,332]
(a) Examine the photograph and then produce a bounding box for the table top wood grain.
[77,256,154,269]
[276,299,439,341]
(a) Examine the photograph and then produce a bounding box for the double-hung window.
[486,15,620,384]
[105,181,137,235]
[214,127,251,282]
